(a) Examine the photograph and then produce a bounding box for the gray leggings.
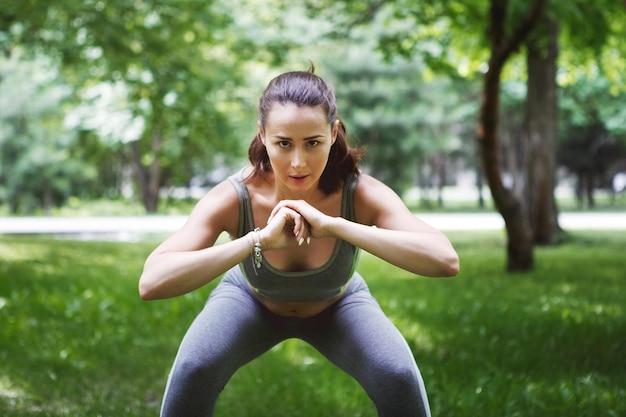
[160,268,431,417]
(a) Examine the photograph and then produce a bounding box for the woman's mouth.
[289,174,309,183]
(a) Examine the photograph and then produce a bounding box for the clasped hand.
[262,200,330,250]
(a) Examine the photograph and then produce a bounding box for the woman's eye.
[307,140,319,147]
[278,141,291,148]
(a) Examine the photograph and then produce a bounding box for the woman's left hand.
[268,200,332,242]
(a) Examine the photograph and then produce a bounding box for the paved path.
[1,212,625,239]
[413,212,626,231]
[0,216,188,241]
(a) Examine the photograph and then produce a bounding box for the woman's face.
[261,103,337,197]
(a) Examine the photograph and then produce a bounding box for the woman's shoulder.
[353,173,406,224]
[188,176,243,236]
[354,172,395,195]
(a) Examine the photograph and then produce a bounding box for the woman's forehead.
[265,103,328,127]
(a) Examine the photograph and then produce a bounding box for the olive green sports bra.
[228,169,361,302]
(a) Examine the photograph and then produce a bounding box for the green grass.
[0,231,624,416]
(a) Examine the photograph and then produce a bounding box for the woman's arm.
[139,180,261,300]
[138,232,254,300]
[271,174,460,278]
[138,180,310,300]
[335,174,459,277]
[329,217,459,277]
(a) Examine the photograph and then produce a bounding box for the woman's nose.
[291,149,305,169]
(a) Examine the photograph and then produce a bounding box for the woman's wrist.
[256,227,271,251]
[245,229,264,274]
[324,216,344,239]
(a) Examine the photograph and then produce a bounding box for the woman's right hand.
[260,205,310,250]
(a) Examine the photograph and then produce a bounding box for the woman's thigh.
[300,275,430,417]
[175,271,286,370]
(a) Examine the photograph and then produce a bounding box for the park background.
[1,1,625,416]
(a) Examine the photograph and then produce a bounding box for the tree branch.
[495,0,548,63]
[489,0,508,50]
[345,0,387,29]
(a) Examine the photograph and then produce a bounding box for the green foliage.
[54,0,252,190]
[553,0,625,83]
[2,0,267,211]
[1,231,624,416]
[320,21,478,194]
[559,75,626,139]
[2,0,625,213]
[557,74,626,192]
[0,54,97,214]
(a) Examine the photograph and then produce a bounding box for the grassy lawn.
[0,231,624,416]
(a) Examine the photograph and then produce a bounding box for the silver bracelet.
[251,227,262,274]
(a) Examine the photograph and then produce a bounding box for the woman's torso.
[227,168,360,317]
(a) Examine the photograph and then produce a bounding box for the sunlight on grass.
[219,339,376,417]
[1,231,625,416]
[0,240,44,261]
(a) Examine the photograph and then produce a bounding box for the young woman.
[139,68,459,417]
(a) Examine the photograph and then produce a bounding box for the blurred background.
[2,0,624,218]
[2,2,626,416]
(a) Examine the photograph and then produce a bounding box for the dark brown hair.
[247,65,365,195]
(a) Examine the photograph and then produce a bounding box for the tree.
[304,0,546,270]
[552,1,626,208]
[0,53,96,214]
[305,0,626,271]
[558,75,626,208]
[523,1,625,244]
[329,57,475,203]
[2,0,256,212]
[477,0,548,271]
[524,16,560,245]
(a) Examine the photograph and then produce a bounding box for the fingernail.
[306,237,311,245]
[298,237,304,246]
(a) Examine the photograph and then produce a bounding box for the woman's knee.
[367,360,429,417]
[376,357,421,388]
[171,351,232,391]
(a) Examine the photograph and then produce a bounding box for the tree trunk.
[435,153,446,208]
[477,0,547,272]
[130,131,162,213]
[479,66,534,271]
[525,16,561,245]
[475,139,486,209]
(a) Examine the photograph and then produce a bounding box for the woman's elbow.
[442,261,460,277]
[138,274,159,301]
[442,252,460,277]
[425,251,459,277]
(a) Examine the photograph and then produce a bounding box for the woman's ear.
[257,121,265,145]
[331,120,340,145]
